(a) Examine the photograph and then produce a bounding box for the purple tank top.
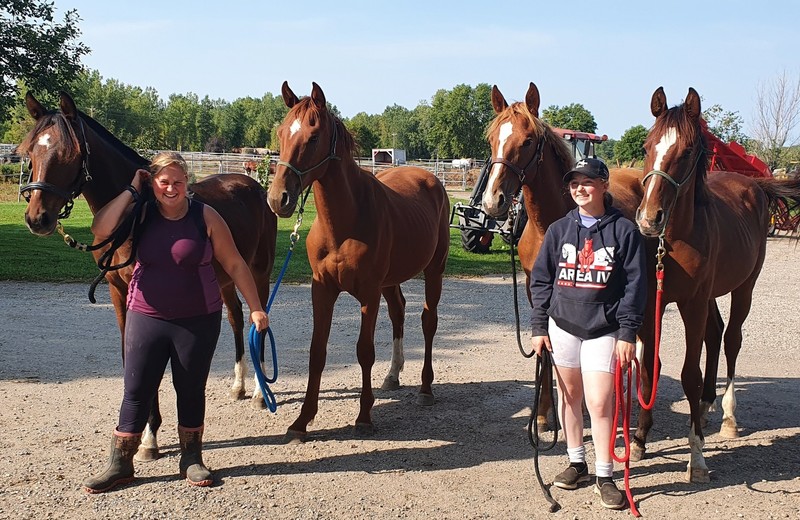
[127,200,223,319]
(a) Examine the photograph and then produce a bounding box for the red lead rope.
[610,244,667,517]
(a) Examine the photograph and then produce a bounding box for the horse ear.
[651,86,667,118]
[310,82,326,109]
[59,91,78,120]
[525,82,540,117]
[25,92,46,120]
[491,85,508,114]
[282,81,299,108]
[685,87,701,120]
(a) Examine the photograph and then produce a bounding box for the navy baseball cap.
[563,157,610,183]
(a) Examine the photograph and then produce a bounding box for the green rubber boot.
[83,430,141,493]
[178,425,213,487]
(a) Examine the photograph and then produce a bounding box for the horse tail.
[754,177,800,206]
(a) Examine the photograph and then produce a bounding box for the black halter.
[19,113,92,220]
[276,113,341,183]
[488,133,546,183]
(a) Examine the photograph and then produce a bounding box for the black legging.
[118,309,222,432]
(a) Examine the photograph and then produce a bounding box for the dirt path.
[0,238,799,519]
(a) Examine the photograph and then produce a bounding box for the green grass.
[0,196,519,283]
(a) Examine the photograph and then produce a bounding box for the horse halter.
[276,113,341,183]
[639,137,705,237]
[20,113,92,220]
[488,133,546,183]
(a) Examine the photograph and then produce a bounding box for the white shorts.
[548,317,618,374]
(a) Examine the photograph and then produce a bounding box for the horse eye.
[523,138,533,147]
[309,135,319,143]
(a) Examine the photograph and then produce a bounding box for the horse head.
[636,86,707,237]
[481,82,556,219]
[268,81,341,217]
[19,92,91,236]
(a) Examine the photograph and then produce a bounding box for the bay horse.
[480,82,651,432]
[635,86,800,482]
[19,91,277,460]
[266,82,449,440]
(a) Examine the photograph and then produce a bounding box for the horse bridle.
[638,136,706,237]
[276,113,341,183]
[488,133,546,183]
[19,113,92,220]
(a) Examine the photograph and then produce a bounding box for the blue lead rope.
[248,187,311,413]
[248,247,294,413]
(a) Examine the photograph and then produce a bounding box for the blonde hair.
[150,151,189,178]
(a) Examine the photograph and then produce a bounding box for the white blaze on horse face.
[483,121,514,210]
[646,127,678,201]
[37,132,52,149]
[290,119,302,138]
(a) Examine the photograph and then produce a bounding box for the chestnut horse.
[19,92,277,460]
[481,82,651,432]
[267,82,449,440]
[635,86,800,482]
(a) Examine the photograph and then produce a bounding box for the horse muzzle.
[635,207,665,237]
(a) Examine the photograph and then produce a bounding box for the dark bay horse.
[635,86,800,482]
[480,82,650,431]
[19,92,277,459]
[267,82,450,440]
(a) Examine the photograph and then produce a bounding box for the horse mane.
[292,97,357,158]
[485,102,575,171]
[77,110,149,166]
[648,104,710,204]
[18,111,81,163]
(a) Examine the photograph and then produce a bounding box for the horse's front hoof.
[250,396,267,410]
[134,447,160,462]
[416,392,435,406]
[230,387,246,400]
[536,416,551,432]
[686,466,710,483]
[354,422,375,436]
[284,429,307,445]
[381,375,400,391]
[719,421,739,439]
[630,443,646,462]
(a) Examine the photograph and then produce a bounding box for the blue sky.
[56,0,799,140]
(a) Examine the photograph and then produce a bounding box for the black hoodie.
[530,207,646,343]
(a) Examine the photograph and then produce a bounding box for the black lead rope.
[507,211,560,512]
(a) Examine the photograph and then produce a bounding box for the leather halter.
[20,114,92,220]
[488,133,546,183]
[639,137,705,237]
[276,113,341,182]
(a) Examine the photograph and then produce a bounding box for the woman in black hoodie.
[530,157,646,511]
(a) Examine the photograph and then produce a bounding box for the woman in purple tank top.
[83,152,269,493]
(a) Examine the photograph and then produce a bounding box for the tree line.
[2,0,799,170]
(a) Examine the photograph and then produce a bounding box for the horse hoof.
[686,467,710,483]
[416,392,435,406]
[284,429,307,445]
[250,396,267,410]
[630,444,646,462]
[230,387,246,400]
[134,447,160,462]
[381,375,400,391]
[719,424,739,439]
[536,416,550,433]
[354,422,375,436]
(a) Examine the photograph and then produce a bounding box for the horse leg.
[699,300,724,429]
[631,293,659,462]
[678,300,710,483]
[219,284,248,401]
[719,280,757,439]
[380,285,406,391]
[136,394,163,462]
[528,273,554,431]
[418,263,444,406]
[287,281,339,442]
[354,291,382,435]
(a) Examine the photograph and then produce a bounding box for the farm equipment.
[451,128,607,253]
[699,119,797,235]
